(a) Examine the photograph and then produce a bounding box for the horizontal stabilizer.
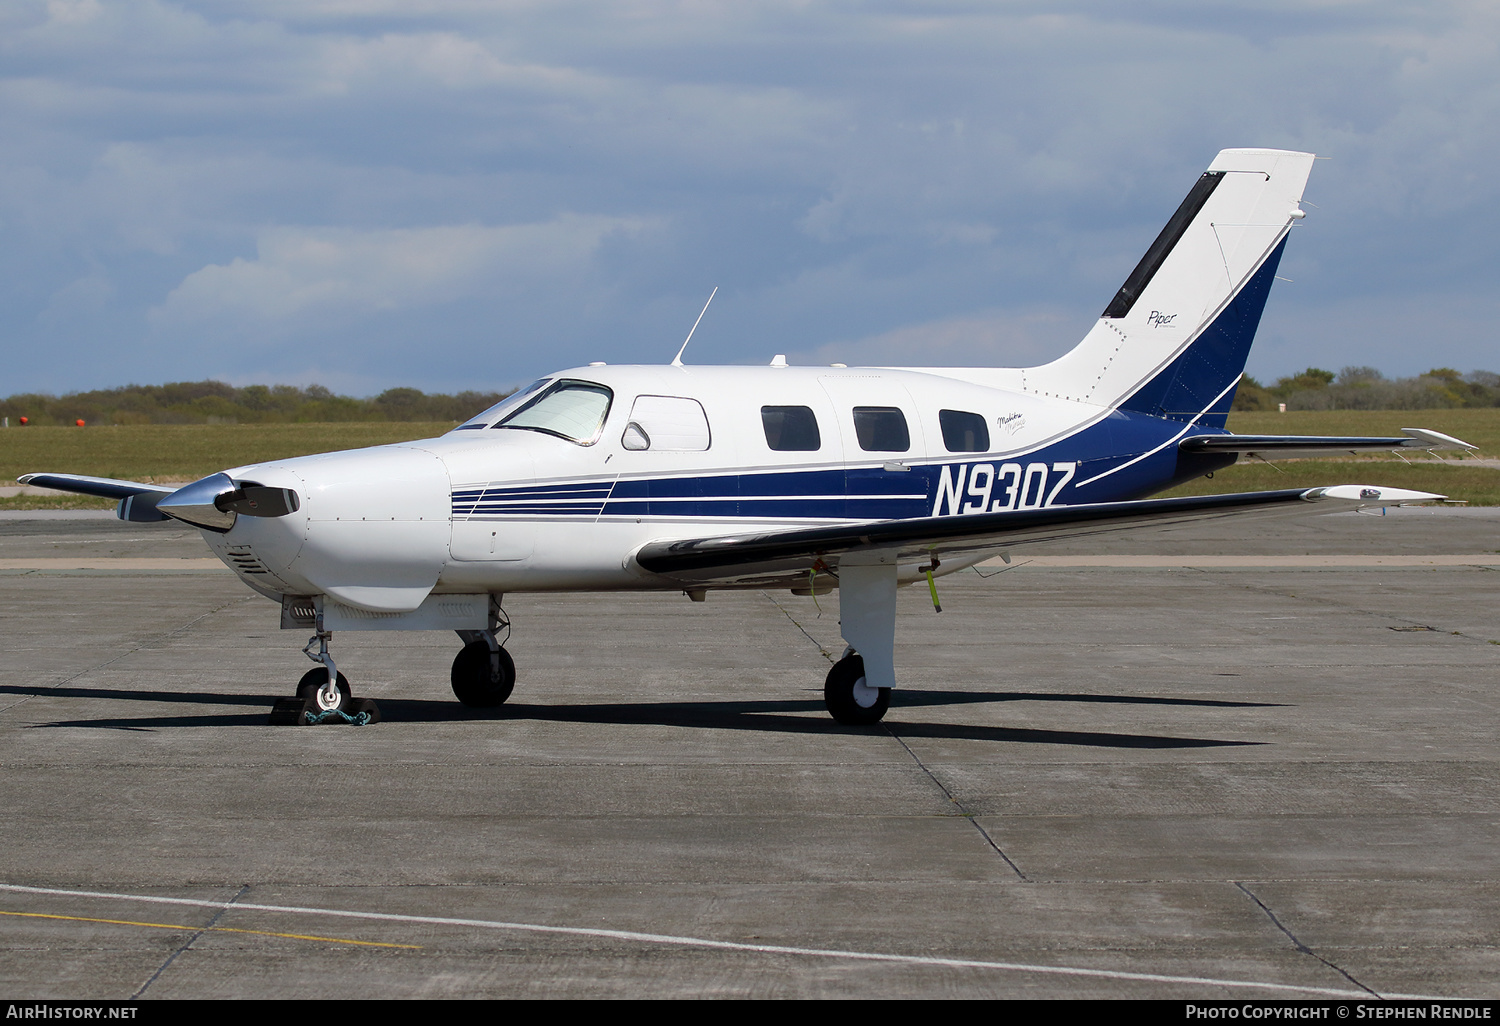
[1182,429,1476,460]
[634,485,1444,585]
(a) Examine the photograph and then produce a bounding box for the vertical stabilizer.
[1022,149,1314,426]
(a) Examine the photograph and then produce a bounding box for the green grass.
[1224,408,1500,453]
[4,412,1498,509]
[1157,408,1500,505]
[2,423,458,487]
[1157,460,1500,504]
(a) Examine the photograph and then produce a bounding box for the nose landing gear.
[267,604,380,725]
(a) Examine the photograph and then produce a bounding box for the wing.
[19,473,172,522]
[633,485,1442,586]
[1181,427,1474,461]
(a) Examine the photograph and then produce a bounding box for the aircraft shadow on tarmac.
[3,683,1274,749]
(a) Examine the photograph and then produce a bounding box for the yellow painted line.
[0,909,421,949]
[981,554,1500,568]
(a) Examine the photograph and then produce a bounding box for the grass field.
[1223,408,1500,453]
[2,423,457,510]
[1159,410,1499,504]
[3,411,1497,509]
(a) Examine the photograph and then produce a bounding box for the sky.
[3,0,1497,396]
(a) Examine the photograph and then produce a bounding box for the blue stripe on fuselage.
[450,409,1222,521]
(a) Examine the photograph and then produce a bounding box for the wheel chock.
[267,696,381,725]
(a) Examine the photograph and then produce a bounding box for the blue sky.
[3,0,1497,395]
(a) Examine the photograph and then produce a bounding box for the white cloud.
[152,214,648,329]
[791,309,1083,371]
[5,1,1500,391]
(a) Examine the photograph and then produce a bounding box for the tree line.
[0,381,513,426]
[3,369,1496,425]
[1234,368,1499,412]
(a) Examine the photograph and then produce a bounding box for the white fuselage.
[201,363,1166,611]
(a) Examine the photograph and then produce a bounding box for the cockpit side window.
[492,379,613,445]
[761,406,821,452]
[453,378,550,430]
[621,395,711,452]
[853,407,910,452]
[939,409,989,452]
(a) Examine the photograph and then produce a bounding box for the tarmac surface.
[0,508,1497,999]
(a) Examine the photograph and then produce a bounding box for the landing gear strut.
[300,629,350,713]
[824,649,890,726]
[451,601,515,707]
[824,562,898,726]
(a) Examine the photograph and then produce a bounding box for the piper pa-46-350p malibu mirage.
[25,148,1475,726]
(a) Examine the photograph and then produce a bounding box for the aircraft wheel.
[451,641,516,707]
[823,653,889,726]
[296,668,352,713]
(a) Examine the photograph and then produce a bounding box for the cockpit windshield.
[491,379,613,445]
[451,378,551,431]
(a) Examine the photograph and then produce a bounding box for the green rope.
[301,708,371,726]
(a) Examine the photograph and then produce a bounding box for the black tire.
[296,668,352,712]
[823,653,890,726]
[451,641,516,707]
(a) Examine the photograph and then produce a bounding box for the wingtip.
[1401,427,1477,450]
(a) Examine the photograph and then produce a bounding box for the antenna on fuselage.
[671,286,717,367]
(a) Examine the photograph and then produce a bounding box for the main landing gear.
[821,562,899,727]
[451,606,516,708]
[824,649,890,726]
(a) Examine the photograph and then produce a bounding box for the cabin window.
[493,379,613,445]
[761,406,821,451]
[454,378,549,430]
[621,395,711,451]
[939,409,989,452]
[853,407,910,452]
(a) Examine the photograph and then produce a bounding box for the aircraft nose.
[286,445,453,612]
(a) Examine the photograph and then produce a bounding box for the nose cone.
[157,473,240,532]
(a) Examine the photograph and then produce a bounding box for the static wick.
[671,286,718,367]
[925,567,942,613]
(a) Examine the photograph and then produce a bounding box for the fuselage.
[200,362,1231,610]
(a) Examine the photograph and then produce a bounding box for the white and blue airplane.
[24,148,1473,725]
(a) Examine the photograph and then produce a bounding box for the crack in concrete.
[132,883,248,999]
[883,727,1029,881]
[1234,881,1378,997]
[761,592,837,664]
[759,591,1028,880]
[1185,565,1500,649]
